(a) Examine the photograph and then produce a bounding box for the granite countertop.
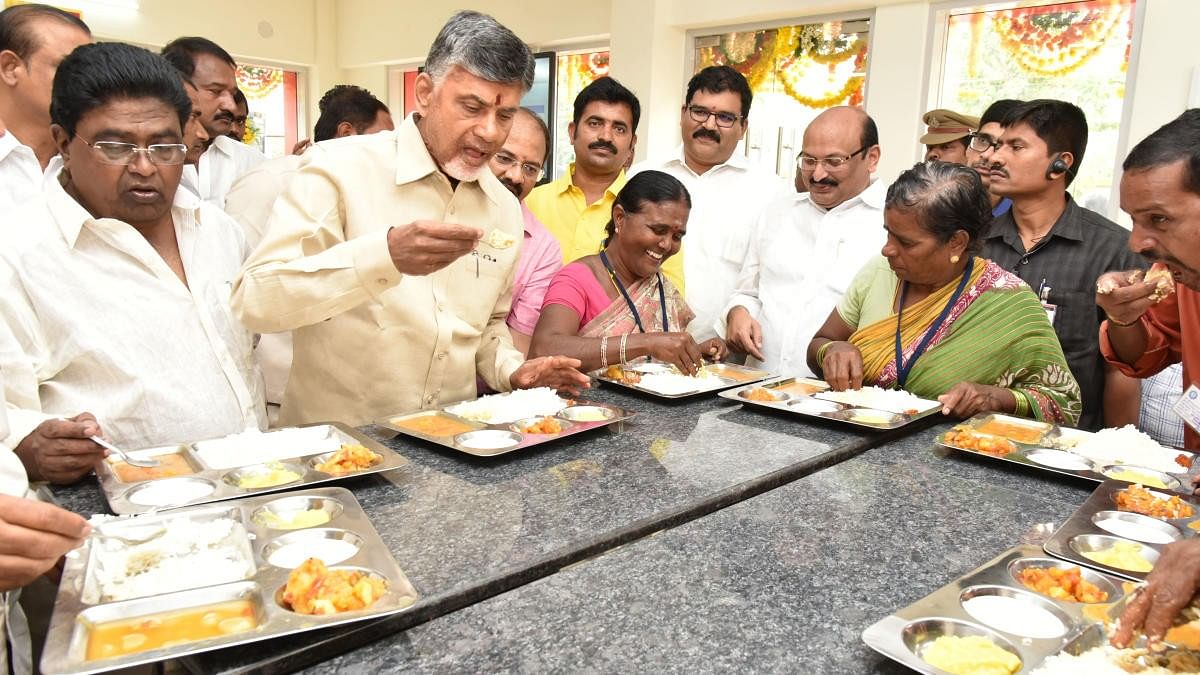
[300,423,1094,673]
[48,385,915,673]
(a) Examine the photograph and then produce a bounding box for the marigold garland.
[991,2,1128,77]
[241,114,259,146]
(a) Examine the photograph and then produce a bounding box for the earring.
[950,255,960,264]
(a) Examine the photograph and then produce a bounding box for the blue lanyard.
[894,257,974,388]
[599,250,668,333]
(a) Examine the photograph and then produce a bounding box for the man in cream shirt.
[233,11,587,427]
[629,66,787,341]
[723,106,886,377]
[0,43,265,482]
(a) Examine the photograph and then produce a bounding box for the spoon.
[90,435,159,468]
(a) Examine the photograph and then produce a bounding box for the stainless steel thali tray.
[96,423,408,515]
[593,360,772,399]
[935,413,1194,486]
[377,395,635,457]
[863,544,1133,674]
[718,377,944,430]
[41,487,418,675]
[1044,480,1200,582]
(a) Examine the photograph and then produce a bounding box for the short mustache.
[498,178,522,199]
[988,164,1008,177]
[692,128,720,143]
[214,111,235,121]
[588,140,618,154]
[810,177,838,187]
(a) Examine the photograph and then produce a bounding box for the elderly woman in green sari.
[531,171,726,374]
[807,161,1080,424]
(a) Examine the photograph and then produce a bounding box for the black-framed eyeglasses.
[968,132,1001,154]
[79,138,188,166]
[796,145,870,171]
[685,105,742,129]
[491,151,545,181]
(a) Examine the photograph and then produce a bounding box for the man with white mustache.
[233,11,589,426]
[629,66,787,342]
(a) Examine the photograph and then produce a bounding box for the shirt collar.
[45,172,199,248]
[984,193,1084,243]
[666,144,751,175]
[797,176,884,212]
[554,162,627,199]
[392,113,509,208]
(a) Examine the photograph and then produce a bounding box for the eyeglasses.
[796,145,870,171]
[80,138,188,166]
[685,105,742,129]
[491,151,545,181]
[968,132,1001,154]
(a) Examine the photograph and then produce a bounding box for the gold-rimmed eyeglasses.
[79,138,188,166]
[491,151,545,181]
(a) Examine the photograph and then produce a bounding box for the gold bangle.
[815,341,833,364]
[600,335,609,369]
[1105,313,1140,328]
[619,333,629,365]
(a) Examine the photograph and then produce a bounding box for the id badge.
[1174,384,1200,434]
[1041,302,1058,326]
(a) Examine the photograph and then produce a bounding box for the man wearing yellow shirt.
[232,11,588,426]
[526,77,684,293]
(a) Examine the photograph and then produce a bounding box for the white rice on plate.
[192,426,344,470]
[815,386,939,414]
[1069,425,1190,474]
[636,370,718,395]
[90,516,255,602]
[445,387,568,424]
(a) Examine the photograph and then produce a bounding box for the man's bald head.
[798,106,879,209]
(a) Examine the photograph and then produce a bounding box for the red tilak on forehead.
[494,93,502,106]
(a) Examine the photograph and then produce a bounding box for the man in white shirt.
[630,66,788,341]
[0,368,90,675]
[0,42,265,482]
[0,3,91,213]
[161,37,263,207]
[723,106,886,377]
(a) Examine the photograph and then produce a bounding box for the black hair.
[603,170,692,244]
[979,99,1023,127]
[161,36,236,79]
[232,88,247,110]
[517,106,551,164]
[573,76,640,132]
[1123,108,1200,195]
[1000,99,1088,186]
[51,42,191,139]
[885,161,992,255]
[686,65,752,119]
[860,112,879,150]
[0,3,89,61]
[312,85,389,142]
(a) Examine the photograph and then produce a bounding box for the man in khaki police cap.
[920,108,979,165]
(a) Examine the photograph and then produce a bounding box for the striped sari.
[847,258,1081,424]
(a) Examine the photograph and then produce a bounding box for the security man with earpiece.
[977,99,1147,432]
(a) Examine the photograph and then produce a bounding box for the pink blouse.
[542,262,611,329]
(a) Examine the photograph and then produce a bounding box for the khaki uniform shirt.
[232,116,525,426]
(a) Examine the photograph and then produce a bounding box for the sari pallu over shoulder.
[849,260,1081,425]
[579,273,694,339]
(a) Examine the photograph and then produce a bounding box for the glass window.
[235,64,301,158]
[553,49,610,180]
[693,19,870,180]
[937,0,1136,212]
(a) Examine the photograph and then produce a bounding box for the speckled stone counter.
[49,386,918,673]
[297,422,1095,674]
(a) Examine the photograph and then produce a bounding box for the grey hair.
[424,11,534,92]
[885,161,992,254]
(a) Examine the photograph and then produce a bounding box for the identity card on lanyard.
[1175,383,1200,434]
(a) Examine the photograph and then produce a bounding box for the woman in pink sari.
[530,171,725,374]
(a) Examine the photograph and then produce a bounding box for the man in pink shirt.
[490,107,563,355]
